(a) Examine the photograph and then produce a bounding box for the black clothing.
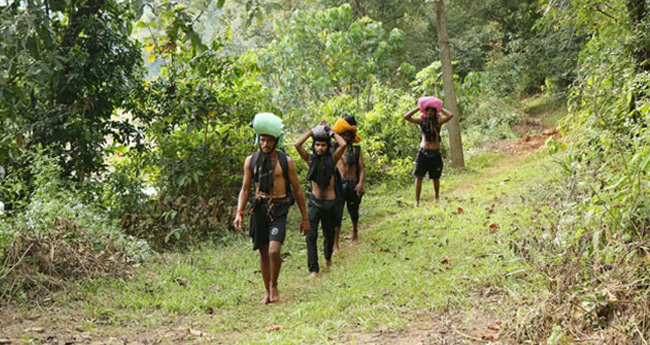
[420,116,440,143]
[306,194,337,273]
[414,148,443,179]
[254,153,274,194]
[247,150,295,251]
[249,198,290,250]
[249,150,295,205]
[306,153,335,190]
[336,178,362,223]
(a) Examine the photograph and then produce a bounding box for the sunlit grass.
[49,151,561,343]
[521,94,568,128]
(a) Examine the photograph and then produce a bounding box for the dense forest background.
[1,0,649,343]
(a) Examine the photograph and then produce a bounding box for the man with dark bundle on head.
[233,113,309,305]
[294,122,347,278]
[404,97,454,206]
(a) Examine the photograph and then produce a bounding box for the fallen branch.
[0,242,35,280]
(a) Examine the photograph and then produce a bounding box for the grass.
[521,94,568,128]
[11,150,559,344]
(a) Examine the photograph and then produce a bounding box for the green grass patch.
[521,94,568,128]
[41,151,561,343]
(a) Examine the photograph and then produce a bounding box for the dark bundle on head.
[344,116,357,126]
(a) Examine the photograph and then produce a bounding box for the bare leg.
[333,226,341,253]
[433,179,440,201]
[258,244,271,305]
[351,220,359,241]
[414,176,424,207]
[268,240,282,303]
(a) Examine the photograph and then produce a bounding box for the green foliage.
[0,148,150,301]
[0,0,143,180]
[120,2,274,247]
[359,86,418,184]
[0,148,150,259]
[99,149,155,218]
[511,2,650,342]
[58,152,545,343]
[256,5,403,122]
[559,0,649,243]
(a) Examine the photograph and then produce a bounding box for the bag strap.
[276,150,292,196]
[249,151,293,205]
[249,151,261,176]
[354,146,361,179]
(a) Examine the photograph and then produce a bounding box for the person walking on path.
[403,97,454,206]
[294,122,347,278]
[331,116,365,250]
[233,113,309,305]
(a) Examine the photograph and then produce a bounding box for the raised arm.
[403,106,422,125]
[287,157,310,235]
[438,108,454,125]
[293,129,312,163]
[331,132,347,163]
[233,156,253,232]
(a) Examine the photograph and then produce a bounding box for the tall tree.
[0,0,143,180]
[433,0,464,168]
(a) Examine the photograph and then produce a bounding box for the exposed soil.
[0,107,564,345]
[348,310,508,345]
[479,117,562,156]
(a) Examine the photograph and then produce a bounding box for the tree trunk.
[435,0,464,168]
[626,0,649,73]
[625,0,649,122]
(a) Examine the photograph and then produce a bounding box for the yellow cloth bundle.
[332,118,361,143]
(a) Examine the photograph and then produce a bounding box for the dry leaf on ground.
[481,333,499,341]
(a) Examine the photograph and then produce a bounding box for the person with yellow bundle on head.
[331,116,365,250]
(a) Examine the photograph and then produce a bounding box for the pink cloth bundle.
[418,96,442,119]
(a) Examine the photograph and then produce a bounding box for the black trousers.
[306,195,337,273]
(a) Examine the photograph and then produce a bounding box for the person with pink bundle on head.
[403,96,454,206]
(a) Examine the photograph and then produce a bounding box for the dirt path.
[1,117,560,344]
[0,153,530,345]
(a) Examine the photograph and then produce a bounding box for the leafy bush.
[0,149,150,301]
[512,2,650,342]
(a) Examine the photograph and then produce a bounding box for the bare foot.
[352,232,358,241]
[259,294,271,305]
[269,286,280,303]
[325,259,332,269]
[309,272,319,279]
[414,202,419,207]
[333,245,340,254]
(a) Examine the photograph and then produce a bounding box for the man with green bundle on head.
[331,116,365,250]
[233,113,309,305]
[294,122,347,278]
